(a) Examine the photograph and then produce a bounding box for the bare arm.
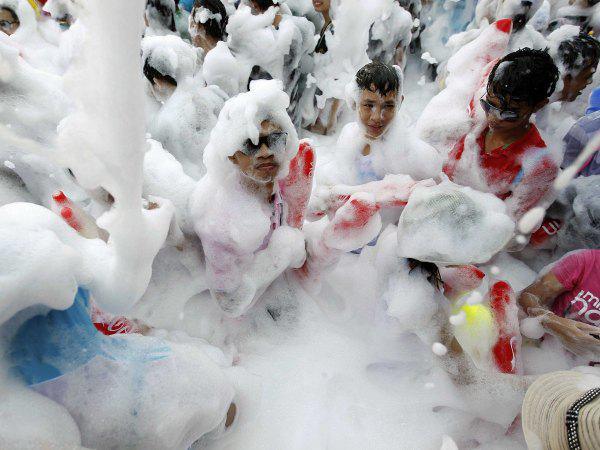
[519,271,600,359]
[518,272,566,316]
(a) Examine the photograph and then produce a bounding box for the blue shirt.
[9,288,170,386]
[562,110,600,178]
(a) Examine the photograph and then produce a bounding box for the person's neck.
[241,176,274,203]
[273,13,282,28]
[485,123,530,152]
[489,123,530,142]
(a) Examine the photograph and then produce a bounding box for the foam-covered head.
[346,61,404,139]
[485,47,558,130]
[548,28,600,102]
[250,0,281,14]
[190,0,228,48]
[141,34,198,88]
[496,0,543,31]
[203,79,298,180]
[146,0,176,32]
[0,0,37,38]
[396,182,515,265]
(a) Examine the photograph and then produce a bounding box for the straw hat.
[522,370,600,450]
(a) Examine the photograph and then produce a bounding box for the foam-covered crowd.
[2,0,600,449]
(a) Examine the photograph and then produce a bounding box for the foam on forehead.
[202,79,298,178]
[141,35,199,82]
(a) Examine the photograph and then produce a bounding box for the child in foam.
[312,61,441,236]
[518,249,600,362]
[190,80,381,317]
[0,206,236,449]
[228,0,314,127]
[386,182,522,375]
[443,48,561,221]
[189,0,229,54]
[0,0,60,73]
[535,29,600,142]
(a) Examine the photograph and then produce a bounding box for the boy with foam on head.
[443,48,561,221]
[190,80,380,316]
[312,61,441,225]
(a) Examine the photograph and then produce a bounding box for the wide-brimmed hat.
[522,370,600,450]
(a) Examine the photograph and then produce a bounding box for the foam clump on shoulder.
[396,181,515,265]
[0,202,90,326]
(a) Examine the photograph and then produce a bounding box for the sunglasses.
[480,96,521,122]
[241,132,287,156]
[0,20,17,33]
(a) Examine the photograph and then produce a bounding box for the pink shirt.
[551,250,600,326]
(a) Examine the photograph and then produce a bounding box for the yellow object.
[26,0,42,18]
[457,303,494,334]
[451,302,498,369]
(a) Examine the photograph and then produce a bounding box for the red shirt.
[443,125,558,218]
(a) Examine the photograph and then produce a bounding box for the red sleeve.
[506,154,558,219]
[443,136,466,180]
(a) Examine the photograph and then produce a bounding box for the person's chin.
[255,167,279,181]
[365,126,386,140]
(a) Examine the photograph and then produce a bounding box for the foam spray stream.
[56,0,173,314]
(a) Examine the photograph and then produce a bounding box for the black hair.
[146,0,176,32]
[143,59,177,86]
[251,0,277,12]
[355,61,400,96]
[247,65,273,90]
[192,0,228,41]
[1,7,18,22]
[487,48,559,107]
[407,259,443,291]
[558,33,600,74]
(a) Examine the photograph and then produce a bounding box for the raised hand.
[279,140,315,229]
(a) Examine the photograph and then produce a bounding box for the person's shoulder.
[526,124,548,148]
[575,110,600,132]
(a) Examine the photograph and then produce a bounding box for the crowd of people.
[1,0,600,448]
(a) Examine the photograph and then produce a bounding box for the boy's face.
[482,89,540,132]
[0,8,19,36]
[312,0,330,14]
[358,86,399,139]
[560,65,596,102]
[229,121,285,183]
[151,76,177,102]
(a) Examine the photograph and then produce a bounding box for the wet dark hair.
[247,65,273,90]
[143,59,177,86]
[192,0,228,41]
[407,259,443,291]
[251,0,277,12]
[146,0,176,32]
[487,48,559,107]
[356,61,400,96]
[1,7,18,22]
[558,33,600,74]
